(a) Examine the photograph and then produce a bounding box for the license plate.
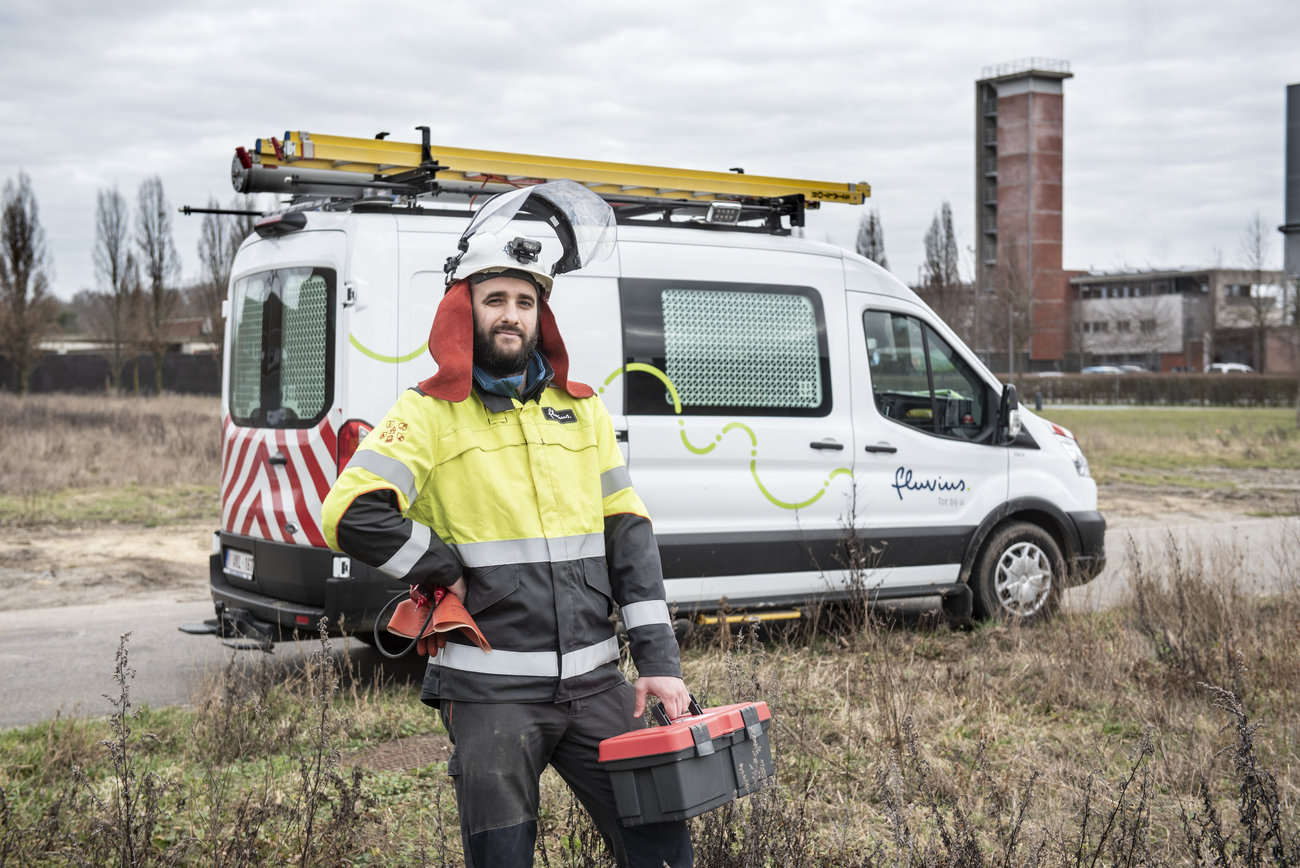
[224,548,255,579]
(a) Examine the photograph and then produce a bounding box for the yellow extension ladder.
[234,128,869,209]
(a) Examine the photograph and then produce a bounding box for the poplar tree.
[93,185,140,391]
[855,208,888,269]
[0,172,57,394]
[136,176,180,394]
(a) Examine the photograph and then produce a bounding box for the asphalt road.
[0,596,426,729]
[1,515,1295,730]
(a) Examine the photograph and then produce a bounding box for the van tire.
[971,521,1063,624]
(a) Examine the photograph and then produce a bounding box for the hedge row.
[0,352,220,395]
[1015,373,1300,406]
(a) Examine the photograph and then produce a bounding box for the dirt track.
[3,473,1296,613]
[0,522,213,611]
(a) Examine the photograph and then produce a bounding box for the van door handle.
[268,452,288,465]
[810,440,844,451]
[863,444,898,454]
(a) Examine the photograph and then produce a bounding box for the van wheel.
[972,522,1063,624]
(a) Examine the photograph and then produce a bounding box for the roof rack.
[232,128,869,232]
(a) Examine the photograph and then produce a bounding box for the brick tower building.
[975,58,1073,370]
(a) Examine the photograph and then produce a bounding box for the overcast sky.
[1,0,1296,301]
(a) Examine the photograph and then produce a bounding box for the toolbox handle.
[650,694,704,727]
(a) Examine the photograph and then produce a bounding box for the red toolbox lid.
[599,701,771,763]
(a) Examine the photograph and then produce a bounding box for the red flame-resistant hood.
[417,279,594,402]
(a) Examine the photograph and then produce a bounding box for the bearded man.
[322,222,694,868]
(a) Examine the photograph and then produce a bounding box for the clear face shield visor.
[446,179,617,286]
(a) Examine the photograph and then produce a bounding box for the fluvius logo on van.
[891,467,967,501]
[543,407,577,424]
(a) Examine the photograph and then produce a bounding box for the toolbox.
[598,700,775,827]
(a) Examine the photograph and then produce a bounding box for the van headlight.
[1050,423,1091,478]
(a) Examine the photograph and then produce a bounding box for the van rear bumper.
[1066,510,1106,585]
[208,536,408,642]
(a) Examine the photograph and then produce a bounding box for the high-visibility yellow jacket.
[321,380,681,704]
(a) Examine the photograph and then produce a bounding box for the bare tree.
[194,196,257,369]
[917,202,968,335]
[991,231,1032,379]
[92,185,143,391]
[0,172,58,394]
[136,176,180,394]
[854,208,888,269]
[1070,305,1098,368]
[1239,211,1276,372]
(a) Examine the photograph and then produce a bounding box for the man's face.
[470,275,541,377]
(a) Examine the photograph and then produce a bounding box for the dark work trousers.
[438,680,693,868]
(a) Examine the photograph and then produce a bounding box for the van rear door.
[221,233,343,604]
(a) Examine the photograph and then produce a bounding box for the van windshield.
[228,266,335,428]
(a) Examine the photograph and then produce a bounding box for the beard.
[473,321,539,378]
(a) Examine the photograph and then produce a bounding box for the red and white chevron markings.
[221,415,337,547]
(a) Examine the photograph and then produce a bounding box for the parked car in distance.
[1119,365,1147,373]
[1081,365,1124,374]
[1205,362,1255,374]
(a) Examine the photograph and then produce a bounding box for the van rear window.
[228,266,335,428]
[620,279,830,417]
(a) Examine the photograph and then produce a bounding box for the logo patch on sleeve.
[543,407,577,424]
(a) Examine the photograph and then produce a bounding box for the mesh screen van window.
[620,279,831,417]
[662,290,822,409]
[228,266,335,428]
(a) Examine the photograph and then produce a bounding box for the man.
[321,216,694,868]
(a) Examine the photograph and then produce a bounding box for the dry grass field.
[0,392,222,526]
[0,395,1297,865]
[1045,406,1300,520]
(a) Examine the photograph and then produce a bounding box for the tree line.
[4,170,1290,394]
[853,202,980,343]
[0,171,253,395]
[853,205,1294,374]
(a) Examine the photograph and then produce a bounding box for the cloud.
[1,0,1296,297]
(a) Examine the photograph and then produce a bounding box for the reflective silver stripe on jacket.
[600,466,633,499]
[378,520,431,580]
[561,636,620,679]
[620,600,671,630]
[452,533,605,568]
[433,636,619,679]
[346,450,418,504]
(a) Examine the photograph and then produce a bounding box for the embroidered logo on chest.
[543,407,577,424]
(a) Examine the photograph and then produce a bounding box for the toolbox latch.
[741,705,763,739]
[690,723,715,757]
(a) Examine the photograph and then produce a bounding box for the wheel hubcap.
[995,541,1052,617]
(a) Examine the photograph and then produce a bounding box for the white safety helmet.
[451,229,554,297]
[444,179,616,299]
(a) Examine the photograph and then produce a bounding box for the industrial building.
[976,61,1298,373]
[974,58,1073,368]
[1068,267,1292,372]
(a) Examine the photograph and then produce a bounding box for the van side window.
[621,279,830,417]
[229,266,335,428]
[863,310,987,440]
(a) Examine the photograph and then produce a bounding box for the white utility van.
[198,131,1104,648]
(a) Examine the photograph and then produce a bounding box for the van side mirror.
[997,384,1021,445]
